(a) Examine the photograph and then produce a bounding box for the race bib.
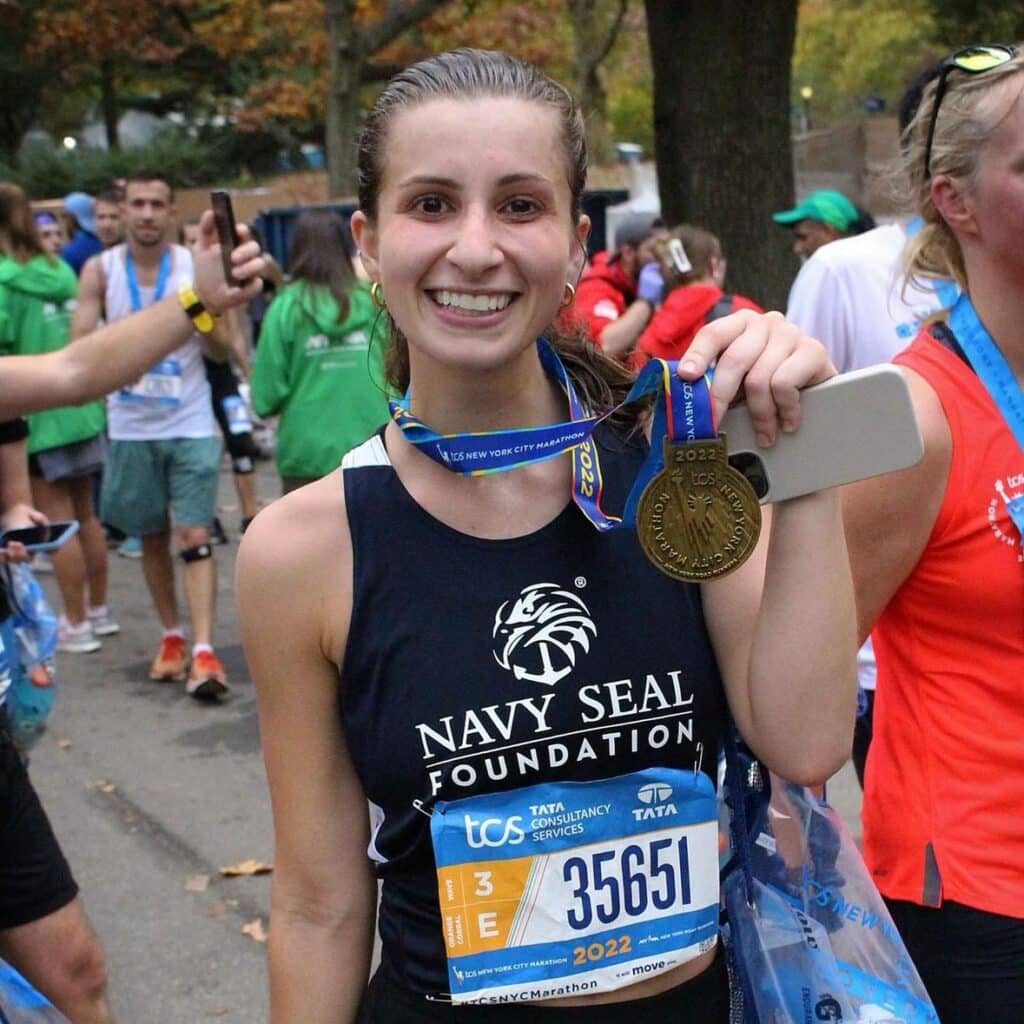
[430,767,719,1004]
[117,358,183,408]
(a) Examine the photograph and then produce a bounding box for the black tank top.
[340,424,728,996]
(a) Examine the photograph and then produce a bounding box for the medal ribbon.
[947,294,1024,542]
[388,339,716,531]
[125,249,171,312]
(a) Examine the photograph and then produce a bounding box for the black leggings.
[886,898,1024,1024]
[357,952,729,1023]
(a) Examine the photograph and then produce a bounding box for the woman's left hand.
[678,309,836,446]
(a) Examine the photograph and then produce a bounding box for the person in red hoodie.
[570,211,664,359]
[632,224,762,369]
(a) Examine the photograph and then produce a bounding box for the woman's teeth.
[434,290,512,312]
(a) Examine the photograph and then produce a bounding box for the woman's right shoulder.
[236,472,352,661]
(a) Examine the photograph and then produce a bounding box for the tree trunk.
[325,0,359,198]
[324,0,454,197]
[571,0,627,166]
[100,58,120,150]
[644,0,798,310]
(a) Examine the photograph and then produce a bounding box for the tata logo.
[492,583,596,687]
[633,782,676,821]
[464,814,526,849]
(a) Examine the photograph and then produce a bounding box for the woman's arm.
[0,215,266,420]
[236,481,376,1024]
[681,311,857,785]
[842,368,951,640]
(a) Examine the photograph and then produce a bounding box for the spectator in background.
[0,183,116,653]
[182,218,261,536]
[33,213,64,257]
[570,211,665,360]
[632,224,763,368]
[250,209,387,494]
[772,188,866,260]
[59,193,103,276]
[92,191,122,249]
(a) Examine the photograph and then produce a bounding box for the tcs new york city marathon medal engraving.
[637,435,761,582]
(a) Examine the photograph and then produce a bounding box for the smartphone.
[210,190,240,286]
[0,520,80,553]
[722,364,924,503]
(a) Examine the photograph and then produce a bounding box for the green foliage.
[607,78,654,156]
[794,0,939,122]
[0,126,286,200]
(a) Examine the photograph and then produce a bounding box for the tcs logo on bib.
[464,814,526,849]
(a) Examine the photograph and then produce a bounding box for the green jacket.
[251,281,388,478]
[0,255,104,454]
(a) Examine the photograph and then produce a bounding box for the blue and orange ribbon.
[389,339,716,532]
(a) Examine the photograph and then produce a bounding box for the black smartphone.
[0,520,80,553]
[210,190,240,286]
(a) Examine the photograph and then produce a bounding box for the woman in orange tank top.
[843,44,1024,1023]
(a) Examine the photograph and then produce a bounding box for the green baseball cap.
[772,189,859,232]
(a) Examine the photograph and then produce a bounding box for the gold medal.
[637,435,762,582]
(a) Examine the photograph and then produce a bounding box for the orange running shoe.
[149,635,187,681]
[186,649,229,701]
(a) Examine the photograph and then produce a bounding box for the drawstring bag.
[720,728,939,1024]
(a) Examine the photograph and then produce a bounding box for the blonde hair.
[901,47,1024,293]
[652,225,722,293]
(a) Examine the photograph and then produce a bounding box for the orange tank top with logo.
[863,328,1024,917]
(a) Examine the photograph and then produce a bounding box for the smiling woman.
[237,48,858,1024]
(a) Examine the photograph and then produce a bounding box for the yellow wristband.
[178,283,216,334]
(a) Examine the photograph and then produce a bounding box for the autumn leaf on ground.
[219,859,273,877]
[241,918,267,943]
[185,874,210,893]
[93,780,116,793]
[56,738,72,749]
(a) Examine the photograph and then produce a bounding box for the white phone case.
[721,365,924,504]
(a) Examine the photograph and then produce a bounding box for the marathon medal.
[637,435,761,583]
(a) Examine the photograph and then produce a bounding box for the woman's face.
[353,97,588,378]
[967,81,1024,279]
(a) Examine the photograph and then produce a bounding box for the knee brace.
[180,543,213,564]
[231,454,255,475]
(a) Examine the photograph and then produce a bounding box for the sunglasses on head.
[923,44,1017,178]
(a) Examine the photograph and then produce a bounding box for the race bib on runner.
[430,767,719,1004]
[117,358,182,408]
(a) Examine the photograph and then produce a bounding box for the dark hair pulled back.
[355,48,637,424]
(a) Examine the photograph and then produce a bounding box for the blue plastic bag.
[722,771,938,1024]
[0,956,69,1021]
[2,566,57,753]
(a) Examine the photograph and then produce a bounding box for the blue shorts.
[101,437,221,535]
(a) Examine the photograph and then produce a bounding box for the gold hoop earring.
[560,282,576,309]
[370,282,386,310]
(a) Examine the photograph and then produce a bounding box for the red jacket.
[631,283,762,368]
[564,251,636,346]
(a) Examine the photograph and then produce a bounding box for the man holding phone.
[74,172,230,701]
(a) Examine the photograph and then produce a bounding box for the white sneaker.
[56,617,102,654]
[87,605,121,637]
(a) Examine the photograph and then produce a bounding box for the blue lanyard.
[949,294,1024,453]
[125,249,171,312]
[388,339,716,531]
[948,294,1024,543]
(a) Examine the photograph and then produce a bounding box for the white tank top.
[103,243,214,440]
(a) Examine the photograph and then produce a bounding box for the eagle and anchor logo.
[492,583,596,687]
